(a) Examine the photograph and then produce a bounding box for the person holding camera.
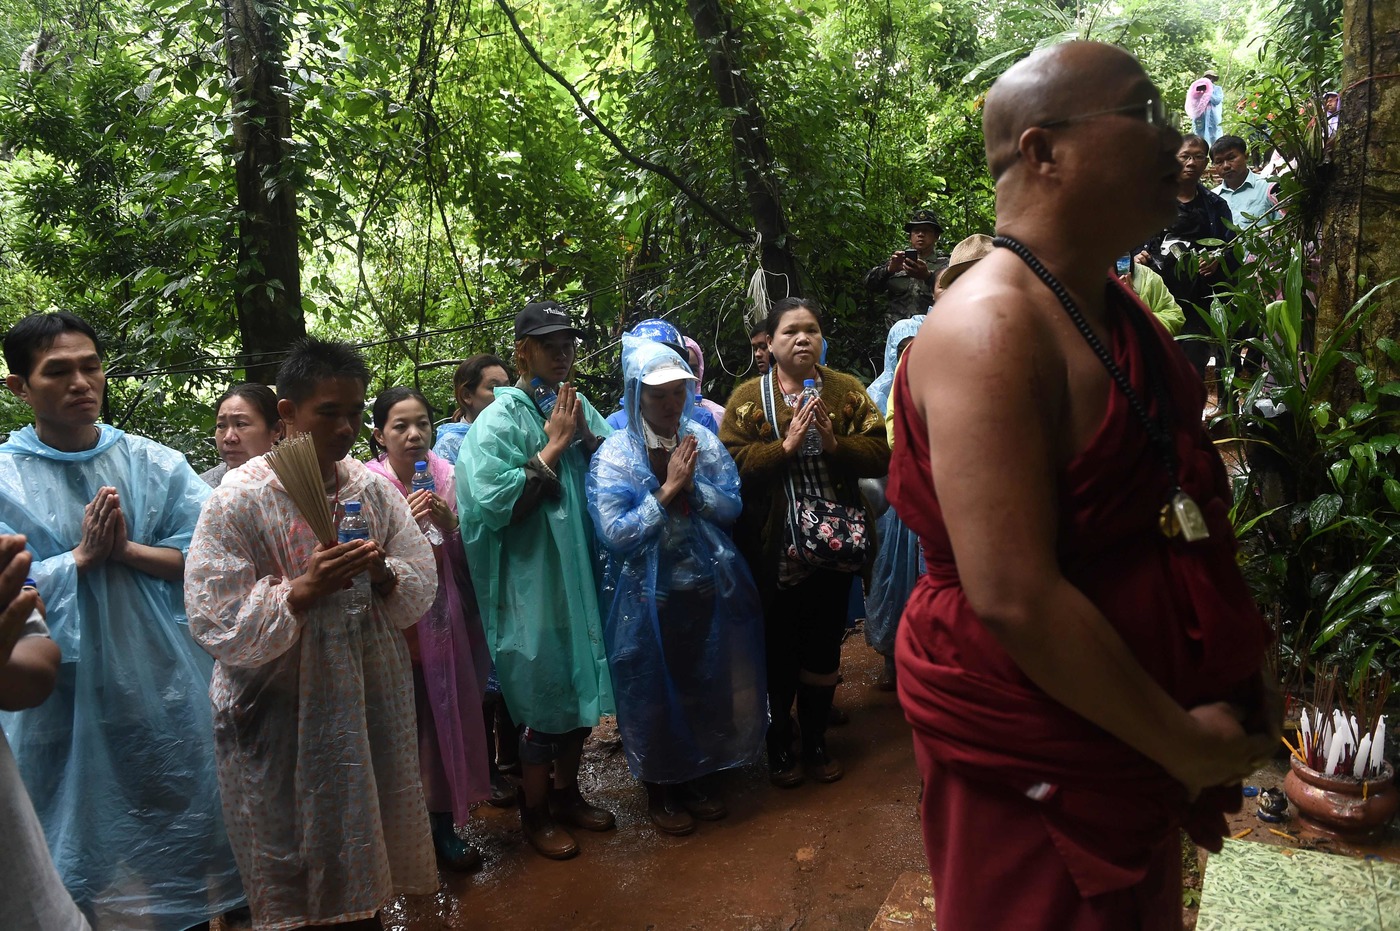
[865,207,949,329]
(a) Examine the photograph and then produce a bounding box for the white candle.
[1371,717,1386,777]
[1354,735,1372,779]
[1325,732,1344,776]
[1301,710,1312,757]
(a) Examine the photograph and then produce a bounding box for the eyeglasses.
[1037,98,1168,130]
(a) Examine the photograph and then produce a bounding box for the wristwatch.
[372,562,398,597]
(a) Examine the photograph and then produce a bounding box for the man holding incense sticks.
[186,338,439,929]
[889,43,1280,930]
[0,312,245,929]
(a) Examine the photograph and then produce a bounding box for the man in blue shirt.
[1211,135,1278,231]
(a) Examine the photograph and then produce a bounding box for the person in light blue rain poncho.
[864,316,926,691]
[587,336,766,837]
[0,312,243,931]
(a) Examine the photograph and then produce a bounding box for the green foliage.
[1207,236,1400,689]
[0,0,1293,454]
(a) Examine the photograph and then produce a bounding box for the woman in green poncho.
[455,301,616,861]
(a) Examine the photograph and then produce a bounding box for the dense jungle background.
[3,0,1399,692]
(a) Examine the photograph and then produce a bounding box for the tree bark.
[1315,0,1400,400]
[686,0,804,303]
[223,0,306,384]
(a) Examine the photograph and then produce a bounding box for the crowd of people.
[0,39,1297,931]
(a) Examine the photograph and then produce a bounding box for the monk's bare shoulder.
[907,255,1067,416]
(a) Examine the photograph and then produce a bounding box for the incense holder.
[1282,757,1398,841]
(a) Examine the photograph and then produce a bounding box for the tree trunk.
[223,0,306,384]
[1315,0,1400,400]
[686,0,804,303]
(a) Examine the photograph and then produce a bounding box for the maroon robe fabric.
[889,278,1270,928]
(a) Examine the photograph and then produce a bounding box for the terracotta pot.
[1282,757,1399,841]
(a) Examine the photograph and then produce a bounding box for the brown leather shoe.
[676,780,728,820]
[644,783,696,836]
[520,803,579,860]
[548,784,617,832]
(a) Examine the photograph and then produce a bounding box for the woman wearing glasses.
[1137,133,1235,377]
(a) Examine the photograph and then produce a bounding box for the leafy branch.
[492,0,753,244]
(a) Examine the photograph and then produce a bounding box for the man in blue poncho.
[586,336,766,837]
[0,312,243,930]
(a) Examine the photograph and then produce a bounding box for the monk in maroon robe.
[890,42,1280,930]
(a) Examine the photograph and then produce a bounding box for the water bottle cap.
[803,379,816,388]
[23,578,36,588]
[415,460,428,470]
[344,501,362,513]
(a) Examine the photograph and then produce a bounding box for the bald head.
[984,42,1150,180]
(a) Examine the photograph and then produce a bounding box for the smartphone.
[1115,254,1133,276]
[903,248,919,263]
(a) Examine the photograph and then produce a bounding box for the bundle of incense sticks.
[1293,707,1388,779]
[265,433,337,546]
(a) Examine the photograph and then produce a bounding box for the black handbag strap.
[759,373,804,542]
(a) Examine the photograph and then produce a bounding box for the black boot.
[676,778,728,820]
[495,699,521,776]
[643,782,696,836]
[483,701,517,807]
[797,682,844,783]
[766,718,803,788]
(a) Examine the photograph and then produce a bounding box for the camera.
[903,249,920,263]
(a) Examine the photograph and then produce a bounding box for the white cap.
[640,358,696,386]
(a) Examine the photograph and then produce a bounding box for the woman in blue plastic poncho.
[587,336,767,837]
[455,301,616,862]
[864,316,925,691]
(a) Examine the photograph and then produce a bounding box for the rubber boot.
[483,701,516,807]
[429,811,482,872]
[676,778,728,820]
[643,782,696,836]
[495,699,521,777]
[797,681,844,783]
[519,792,579,860]
[548,783,616,832]
[766,717,803,788]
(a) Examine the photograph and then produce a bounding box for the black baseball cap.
[514,301,585,340]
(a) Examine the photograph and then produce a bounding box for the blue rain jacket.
[0,425,244,930]
[865,319,926,657]
[605,403,718,436]
[433,420,473,465]
[586,337,767,783]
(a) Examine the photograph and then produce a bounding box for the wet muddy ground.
[384,633,928,930]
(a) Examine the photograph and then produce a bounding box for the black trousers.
[760,569,854,724]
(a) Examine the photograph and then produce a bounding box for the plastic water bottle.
[531,377,582,447]
[410,460,443,545]
[530,377,558,417]
[800,379,823,457]
[337,501,372,619]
